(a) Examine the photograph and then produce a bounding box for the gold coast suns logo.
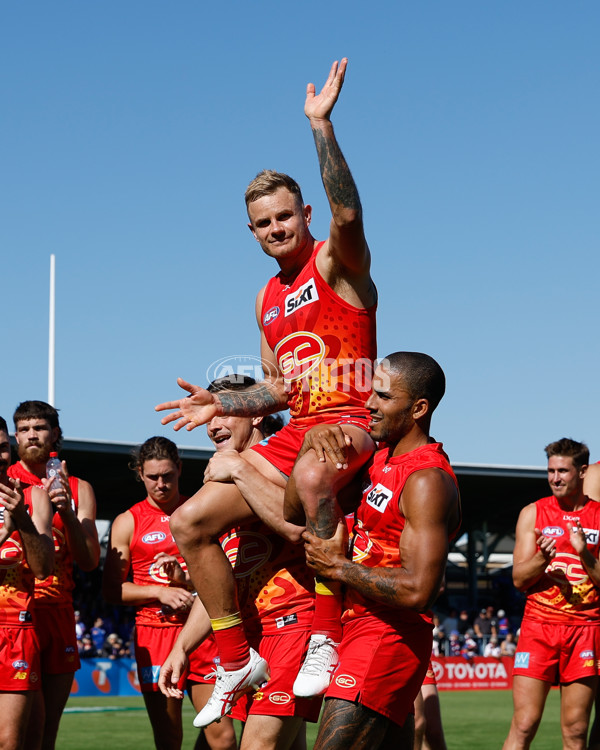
[274,332,325,383]
[351,519,374,564]
[546,553,588,586]
[0,539,25,569]
[148,559,171,585]
[221,530,272,578]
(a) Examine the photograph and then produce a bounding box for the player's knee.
[562,716,589,745]
[293,451,338,496]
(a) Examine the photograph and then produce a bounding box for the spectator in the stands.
[497,609,510,638]
[440,609,459,634]
[457,609,471,635]
[500,633,517,657]
[461,630,479,660]
[483,637,501,658]
[449,631,462,656]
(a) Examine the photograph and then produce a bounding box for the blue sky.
[2,1,599,467]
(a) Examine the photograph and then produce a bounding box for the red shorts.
[250,414,371,476]
[422,660,436,687]
[187,635,219,685]
[135,624,185,693]
[0,626,41,691]
[325,616,432,727]
[513,620,600,684]
[230,628,322,723]
[34,604,80,675]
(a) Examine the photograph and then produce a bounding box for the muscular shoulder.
[110,510,135,543]
[401,467,458,518]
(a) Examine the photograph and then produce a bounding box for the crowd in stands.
[430,604,521,658]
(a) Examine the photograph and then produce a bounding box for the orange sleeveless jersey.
[9,462,80,606]
[129,497,191,627]
[220,519,314,636]
[0,487,36,626]
[344,443,459,625]
[523,495,600,624]
[261,241,377,421]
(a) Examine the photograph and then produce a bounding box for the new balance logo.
[284,279,319,316]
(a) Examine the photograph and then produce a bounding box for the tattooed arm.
[156,290,287,431]
[307,59,375,305]
[303,467,459,612]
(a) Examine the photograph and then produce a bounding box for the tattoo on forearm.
[342,565,405,608]
[313,129,361,212]
[217,386,281,417]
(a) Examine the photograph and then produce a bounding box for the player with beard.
[288,353,460,749]
[8,401,100,750]
[0,415,54,750]
[157,58,377,723]
[160,377,318,750]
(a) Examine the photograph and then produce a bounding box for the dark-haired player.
[9,401,99,750]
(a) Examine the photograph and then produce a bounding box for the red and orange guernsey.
[524,495,600,623]
[0,488,36,626]
[261,242,377,420]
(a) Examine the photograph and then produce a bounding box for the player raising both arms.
[156,58,377,724]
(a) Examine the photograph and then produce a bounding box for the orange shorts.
[325,616,432,727]
[0,626,41,691]
[231,628,322,723]
[34,604,80,674]
[513,620,600,684]
[187,635,219,685]
[135,624,185,693]
[250,413,371,477]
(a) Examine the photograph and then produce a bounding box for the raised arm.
[303,467,459,611]
[512,503,555,591]
[307,59,374,301]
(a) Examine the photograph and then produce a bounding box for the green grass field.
[58,690,565,749]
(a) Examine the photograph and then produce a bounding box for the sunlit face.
[15,418,58,464]
[0,430,11,482]
[247,187,312,262]
[207,415,262,454]
[547,455,585,502]
[139,459,181,507]
[364,366,417,445]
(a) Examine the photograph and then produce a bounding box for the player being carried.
[156,58,377,724]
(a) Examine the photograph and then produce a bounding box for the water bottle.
[46,452,62,491]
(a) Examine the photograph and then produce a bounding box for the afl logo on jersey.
[275,331,325,382]
[263,306,280,326]
[142,532,167,544]
[542,526,564,538]
[284,279,319,316]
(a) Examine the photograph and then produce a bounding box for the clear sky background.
[2,1,598,467]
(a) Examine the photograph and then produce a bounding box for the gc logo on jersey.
[365,483,393,513]
[284,279,319,317]
[335,674,357,689]
[275,332,325,382]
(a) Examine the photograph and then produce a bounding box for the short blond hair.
[245,170,304,211]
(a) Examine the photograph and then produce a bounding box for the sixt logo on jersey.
[583,528,600,545]
[263,306,280,326]
[284,279,319,316]
[542,526,564,538]
[142,532,167,544]
[365,483,393,513]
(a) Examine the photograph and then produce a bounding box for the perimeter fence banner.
[432,656,514,690]
[70,656,514,697]
[71,658,140,697]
